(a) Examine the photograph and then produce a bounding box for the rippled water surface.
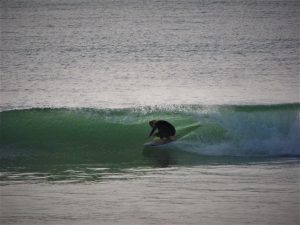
[1,0,299,224]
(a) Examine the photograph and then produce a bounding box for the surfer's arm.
[149,126,157,137]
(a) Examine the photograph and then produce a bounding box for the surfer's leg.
[154,132,160,137]
[166,136,175,141]
[153,132,165,143]
[160,129,175,141]
[169,135,176,141]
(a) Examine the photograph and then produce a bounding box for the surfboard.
[143,139,176,147]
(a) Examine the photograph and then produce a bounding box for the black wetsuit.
[149,120,176,139]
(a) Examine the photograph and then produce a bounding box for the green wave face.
[1,104,299,169]
[1,108,151,166]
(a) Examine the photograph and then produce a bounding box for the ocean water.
[1,0,300,225]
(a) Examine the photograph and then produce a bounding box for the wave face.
[1,104,299,167]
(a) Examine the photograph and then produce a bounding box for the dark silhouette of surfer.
[149,120,176,142]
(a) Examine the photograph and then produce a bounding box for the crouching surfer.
[148,120,176,144]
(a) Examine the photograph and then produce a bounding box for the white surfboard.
[143,139,176,147]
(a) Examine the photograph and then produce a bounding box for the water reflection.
[1,146,297,185]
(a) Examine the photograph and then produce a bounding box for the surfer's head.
[149,120,157,127]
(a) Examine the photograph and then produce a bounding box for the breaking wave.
[1,103,299,167]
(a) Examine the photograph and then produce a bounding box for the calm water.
[1,0,299,109]
[1,0,299,224]
[1,161,300,225]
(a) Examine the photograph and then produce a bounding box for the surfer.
[148,120,176,141]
